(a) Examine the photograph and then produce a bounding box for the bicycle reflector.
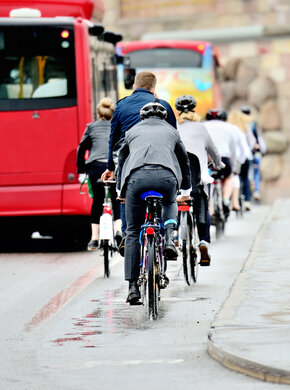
[103,205,112,214]
[178,205,190,211]
[146,227,155,235]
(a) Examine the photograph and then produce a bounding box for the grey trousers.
[124,166,178,281]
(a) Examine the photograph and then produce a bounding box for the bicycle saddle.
[140,191,163,201]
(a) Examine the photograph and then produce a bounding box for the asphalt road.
[0,203,285,390]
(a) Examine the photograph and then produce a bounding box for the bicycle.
[178,199,199,285]
[209,169,226,239]
[138,191,168,320]
[97,179,117,278]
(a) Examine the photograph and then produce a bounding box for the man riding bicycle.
[116,102,191,304]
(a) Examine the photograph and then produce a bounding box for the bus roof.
[0,0,104,19]
[117,40,213,55]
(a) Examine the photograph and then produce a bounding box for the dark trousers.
[240,159,251,201]
[124,167,178,281]
[87,161,120,224]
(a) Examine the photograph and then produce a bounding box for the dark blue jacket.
[107,88,176,171]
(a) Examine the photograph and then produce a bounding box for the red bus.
[0,0,122,246]
[117,40,222,117]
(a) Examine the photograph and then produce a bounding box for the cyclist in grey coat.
[116,102,191,304]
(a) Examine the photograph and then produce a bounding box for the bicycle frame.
[138,195,166,319]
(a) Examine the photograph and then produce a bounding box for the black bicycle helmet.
[240,105,251,115]
[175,95,197,113]
[206,108,227,121]
[140,102,168,120]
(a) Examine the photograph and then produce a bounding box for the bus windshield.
[127,48,202,69]
[0,24,76,110]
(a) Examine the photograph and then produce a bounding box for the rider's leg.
[232,174,241,210]
[161,174,178,260]
[222,174,233,202]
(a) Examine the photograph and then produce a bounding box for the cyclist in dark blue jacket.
[101,71,176,252]
[102,71,176,176]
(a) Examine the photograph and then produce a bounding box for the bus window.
[117,41,222,117]
[127,48,202,69]
[0,25,76,110]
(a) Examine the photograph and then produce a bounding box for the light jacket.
[116,117,191,198]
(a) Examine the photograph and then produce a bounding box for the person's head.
[133,71,157,92]
[228,109,251,133]
[205,108,227,121]
[175,95,200,123]
[97,97,114,120]
[140,102,168,120]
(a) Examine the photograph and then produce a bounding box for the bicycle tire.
[190,219,199,283]
[103,240,110,278]
[147,237,158,319]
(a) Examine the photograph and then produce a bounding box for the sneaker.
[199,240,211,266]
[87,239,99,251]
[253,191,261,201]
[244,201,251,211]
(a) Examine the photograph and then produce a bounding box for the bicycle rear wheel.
[190,220,199,283]
[103,239,110,278]
[147,238,159,319]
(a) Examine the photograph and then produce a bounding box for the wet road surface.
[0,204,284,389]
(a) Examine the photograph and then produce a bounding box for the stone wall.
[218,40,289,186]
[104,0,290,39]
[103,0,290,202]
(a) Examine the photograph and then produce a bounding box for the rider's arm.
[174,136,192,195]
[116,139,129,195]
[206,131,224,170]
[76,125,92,173]
[107,107,122,171]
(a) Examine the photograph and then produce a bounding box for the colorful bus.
[117,40,222,117]
[0,0,122,246]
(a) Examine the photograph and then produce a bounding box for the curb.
[208,328,290,384]
[207,200,290,384]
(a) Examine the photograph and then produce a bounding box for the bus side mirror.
[124,68,136,89]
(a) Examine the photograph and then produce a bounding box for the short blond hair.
[134,71,157,90]
[97,97,115,120]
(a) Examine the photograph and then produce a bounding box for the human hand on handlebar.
[78,173,87,184]
[101,169,114,183]
[176,194,190,203]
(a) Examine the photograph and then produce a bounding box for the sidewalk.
[208,198,290,384]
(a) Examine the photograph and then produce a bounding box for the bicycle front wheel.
[147,238,159,320]
[103,240,110,278]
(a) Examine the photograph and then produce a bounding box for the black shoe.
[87,239,98,251]
[115,231,122,247]
[119,233,126,257]
[126,280,140,304]
[164,245,178,260]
